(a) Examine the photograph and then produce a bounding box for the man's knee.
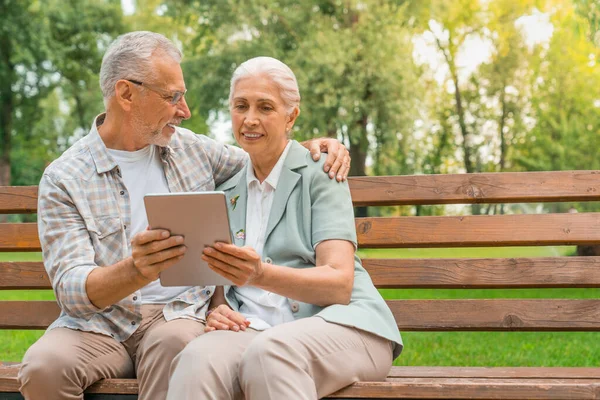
[19,340,82,396]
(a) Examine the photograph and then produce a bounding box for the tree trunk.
[0,26,13,188]
[350,113,369,217]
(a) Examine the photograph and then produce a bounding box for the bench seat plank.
[4,257,600,290]
[2,365,600,399]
[330,378,600,399]
[349,171,600,206]
[387,366,600,379]
[356,213,600,248]
[3,299,600,331]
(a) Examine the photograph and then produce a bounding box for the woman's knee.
[240,330,298,378]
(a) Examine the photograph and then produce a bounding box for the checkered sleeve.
[38,173,102,319]
[205,138,248,186]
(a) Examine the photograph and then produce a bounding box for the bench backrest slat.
[0,187,38,214]
[349,171,600,206]
[4,257,600,290]
[356,213,600,248]
[2,171,600,336]
[2,171,599,214]
[363,256,600,288]
[387,299,600,331]
[3,299,600,331]
[4,212,600,252]
[0,224,40,251]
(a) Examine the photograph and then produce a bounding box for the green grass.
[2,247,599,366]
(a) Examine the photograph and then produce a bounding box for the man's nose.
[177,96,191,120]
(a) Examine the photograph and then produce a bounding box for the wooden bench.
[1,170,600,399]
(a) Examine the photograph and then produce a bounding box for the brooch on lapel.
[230,195,240,210]
[235,229,245,240]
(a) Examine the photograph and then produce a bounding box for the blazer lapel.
[264,142,308,242]
[220,167,248,247]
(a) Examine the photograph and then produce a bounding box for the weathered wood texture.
[387,299,600,331]
[356,213,600,248]
[3,171,600,214]
[4,212,600,251]
[0,224,40,251]
[4,257,600,290]
[3,365,600,399]
[0,263,49,289]
[0,187,37,214]
[329,378,600,399]
[363,256,600,288]
[0,302,59,329]
[2,172,600,399]
[3,299,600,331]
[349,171,600,206]
[387,366,600,379]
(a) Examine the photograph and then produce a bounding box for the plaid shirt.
[38,114,247,341]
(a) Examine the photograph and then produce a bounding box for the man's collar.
[89,113,173,174]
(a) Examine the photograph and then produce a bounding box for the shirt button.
[120,190,125,195]
[205,289,212,296]
[265,257,273,264]
[124,225,127,230]
[131,321,136,326]
[133,296,138,301]
[291,302,300,313]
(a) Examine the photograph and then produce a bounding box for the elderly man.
[17,31,350,400]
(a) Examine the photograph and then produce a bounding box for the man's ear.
[114,80,134,111]
[286,107,300,132]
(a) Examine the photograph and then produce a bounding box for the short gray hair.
[229,57,300,115]
[100,31,182,104]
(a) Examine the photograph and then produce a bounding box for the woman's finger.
[221,309,249,330]
[208,312,240,331]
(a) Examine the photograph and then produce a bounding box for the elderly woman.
[167,57,402,400]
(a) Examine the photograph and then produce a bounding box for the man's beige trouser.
[18,304,205,400]
[167,317,393,400]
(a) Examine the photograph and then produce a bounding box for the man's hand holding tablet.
[144,192,234,286]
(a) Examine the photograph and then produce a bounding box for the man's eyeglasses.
[126,79,187,105]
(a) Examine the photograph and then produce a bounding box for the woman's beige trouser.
[167,317,393,400]
[18,305,206,400]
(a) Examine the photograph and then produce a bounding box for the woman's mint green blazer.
[218,141,403,359]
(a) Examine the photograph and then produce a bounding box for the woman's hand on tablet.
[202,243,265,286]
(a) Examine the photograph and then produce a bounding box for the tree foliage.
[1,0,599,219]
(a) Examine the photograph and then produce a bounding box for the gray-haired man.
[18,31,350,400]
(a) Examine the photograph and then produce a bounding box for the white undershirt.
[233,141,295,330]
[108,145,191,304]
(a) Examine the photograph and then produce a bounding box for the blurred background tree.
[2,0,598,218]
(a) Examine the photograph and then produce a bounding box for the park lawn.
[1,247,599,366]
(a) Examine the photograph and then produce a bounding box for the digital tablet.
[144,191,234,287]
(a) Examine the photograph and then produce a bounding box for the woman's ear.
[286,107,300,132]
